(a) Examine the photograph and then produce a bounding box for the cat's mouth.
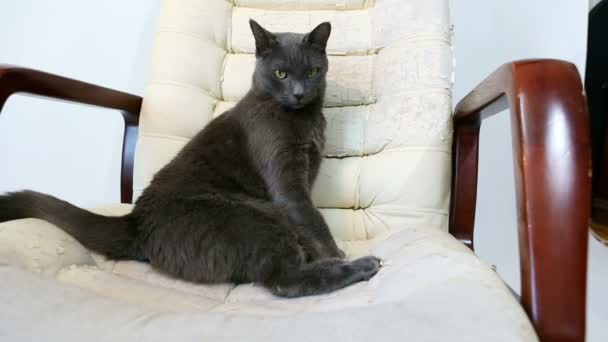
[289,102,306,109]
[281,99,307,110]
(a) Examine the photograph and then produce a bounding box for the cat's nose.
[292,84,304,100]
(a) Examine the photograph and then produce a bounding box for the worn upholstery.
[0,0,538,341]
[135,0,455,254]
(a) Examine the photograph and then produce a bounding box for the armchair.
[0,1,589,341]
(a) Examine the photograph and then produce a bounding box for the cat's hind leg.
[139,195,379,296]
[263,256,381,298]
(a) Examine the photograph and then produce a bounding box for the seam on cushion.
[390,34,452,46]
[325,146,451,159]
[216,6,232,108]
[354,156,363,210]
[142,130,451,157]
[377,88,452,97]
[372,206,449,215]
[148,80,217,99]
[410,36,452,47]
[377,146,451,153]
[226,52,381,57]
[139,130,451,157]
[364,207,390,239]
[215,100,237,107]
[219,53,230,102]
[227,2,234,53]
[212,104,235,118]
[213,101,378,119]
[217,85,450,107]
[378,86,453,96]
[361,91,371,158]
[156,28,213,44]
[228,35,447,57]
[230,49,380,56]
[211,98,222,120]
[366,3,374,59]
[319,207,449,215]
[215,100,383,110]
[376,33,452,51]
[362,206,372,240]
[231,6,369,12]
[318,205,449,215]
[230,0,381,12]
[140,132,190,143]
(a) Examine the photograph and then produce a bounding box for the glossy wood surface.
[451,59,590,342]
[0,65,141,203]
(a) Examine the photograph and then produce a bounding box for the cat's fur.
[0,20,381,297]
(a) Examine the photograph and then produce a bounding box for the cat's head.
[249,19,331,109]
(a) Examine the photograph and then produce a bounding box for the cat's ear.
[249,19,277,57]
[304,22,331,51]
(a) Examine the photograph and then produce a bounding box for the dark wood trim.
[120,121,139,203]
[451,59,590,342]
[449,119,480,250]
[0,65,142,203]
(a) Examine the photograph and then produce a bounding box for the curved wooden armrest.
[0,65,142,203]
[450,59,590,342]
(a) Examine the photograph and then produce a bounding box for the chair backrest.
[134,0,454,246]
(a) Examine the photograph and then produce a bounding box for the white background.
[0,1,606,341]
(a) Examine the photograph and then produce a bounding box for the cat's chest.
[291,113,326,149]
[253,109,326,155]
[309,124,325,154]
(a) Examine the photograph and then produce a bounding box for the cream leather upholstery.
[134,0,454,254]
[0,0,538,341]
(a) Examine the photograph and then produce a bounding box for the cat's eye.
[306,67,319,78]
[274,70,287,79]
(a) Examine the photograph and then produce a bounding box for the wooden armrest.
[0,65,142,203]
[450,59,590,342]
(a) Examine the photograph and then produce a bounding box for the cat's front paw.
[350,256,382,280]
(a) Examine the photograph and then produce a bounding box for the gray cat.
[0,20,381,297]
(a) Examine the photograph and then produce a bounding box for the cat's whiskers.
[253,98,279,114]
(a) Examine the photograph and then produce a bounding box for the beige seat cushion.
[0,204,537,341]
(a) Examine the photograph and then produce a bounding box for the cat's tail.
[0,190,138,259]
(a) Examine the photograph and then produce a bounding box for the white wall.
[450,1,607,341]
[0,1,606,341]
[0,0,160,207]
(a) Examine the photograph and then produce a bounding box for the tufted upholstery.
[0,1,539,341]
[134,0,453,254]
